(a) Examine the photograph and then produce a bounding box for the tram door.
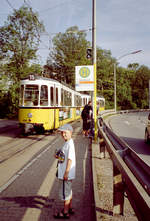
[53,85,59,128]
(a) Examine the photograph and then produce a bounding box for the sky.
[0,0,150,68]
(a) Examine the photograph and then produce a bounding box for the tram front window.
[19,85,24,106]
[24,85,39,106]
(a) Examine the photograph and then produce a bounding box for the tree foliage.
[1,16,150,118]
[46,26,91,87]
[45,26,150,110]
[0,5,45,117]
[96,47,115,108]
[0,5,44,81]
[131,65,150,109]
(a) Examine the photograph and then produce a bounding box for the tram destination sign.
[75,65,94,91]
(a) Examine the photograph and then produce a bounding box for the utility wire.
[23,0,50,51]
[5,0,15,10]
[38,0,73,14]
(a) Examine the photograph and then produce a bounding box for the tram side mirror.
[148,113,150,120]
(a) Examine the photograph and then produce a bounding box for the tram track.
[0,120,80,190]
[0,121,81,194]
[0,122,55,163]
[0,124,21,135]
[0,134,47,163]
[0,119,81,164]
[0,124,59,189]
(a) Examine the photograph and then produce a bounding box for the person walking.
[81,101,93,136]
[54,124,76,219]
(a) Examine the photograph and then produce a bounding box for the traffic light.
[86,48,92,59]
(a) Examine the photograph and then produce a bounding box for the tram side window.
[61,89,64,106]
[68,91,71,106]
[64,90,68,106]
[79,96,82,106]
[56,88,58,106]
[40,85,48,106]
[64,90,71,106]
[70,92,72,106]
[63,90,66,106]
[74,95,77,106]
[24,84,39,106]
[83,98,86,106]
[100,100,104,108]
[19,85,24,106]
[74,95,81,106]
[83,98,85,106]
[50,86,54,106]
[61,89,72,106]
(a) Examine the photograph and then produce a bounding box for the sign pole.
[92,0,97,141]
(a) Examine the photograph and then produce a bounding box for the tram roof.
[21,75,105,100]
[21,75,74,89]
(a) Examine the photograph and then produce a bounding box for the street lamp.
[67,28,92,34]
[114,50,142,112]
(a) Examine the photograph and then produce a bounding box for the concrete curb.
[92,140,101,221]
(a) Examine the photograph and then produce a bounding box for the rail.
[97,110,150,220]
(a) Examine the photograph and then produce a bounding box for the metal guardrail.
[98,110,150,221]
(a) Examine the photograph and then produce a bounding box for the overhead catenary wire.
[4,0,50,57]
[4,0,90,63]
[5,0,15,10]
[23,0,50,51]
[38,0,78,14]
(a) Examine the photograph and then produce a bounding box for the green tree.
[0,5,44,81]
[46,26,91,87]
[116,67,135,109]
[131,65,150,108]
[46,27,118,108]
[97,47,115,108]
[127,63,139,71]
[0,5,45,117]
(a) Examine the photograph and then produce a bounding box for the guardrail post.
[99,137,106,158]
[113,163,124,215]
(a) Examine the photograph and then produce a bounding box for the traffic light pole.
[92,0,98,141]
[92,0,97,141]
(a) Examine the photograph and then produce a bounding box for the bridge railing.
[97,110,150,221]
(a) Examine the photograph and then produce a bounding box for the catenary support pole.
[92,0,97,141]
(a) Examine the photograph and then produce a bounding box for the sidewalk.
[48,120,96,220]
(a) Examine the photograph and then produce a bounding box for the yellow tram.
[18,75,105,134]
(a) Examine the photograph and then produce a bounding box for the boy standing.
[54,124,76,219]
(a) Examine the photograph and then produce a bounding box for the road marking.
[22,159,57,221]
[125,121,130,125]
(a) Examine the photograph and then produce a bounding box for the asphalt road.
[0,120,95,221]
[108,112,150,166]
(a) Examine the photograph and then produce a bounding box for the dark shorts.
[83,119,91,130]
[58,180,72,201]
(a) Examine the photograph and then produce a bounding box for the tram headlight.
[28,113,32,118]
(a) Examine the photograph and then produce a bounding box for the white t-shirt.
[58,138,76,180]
